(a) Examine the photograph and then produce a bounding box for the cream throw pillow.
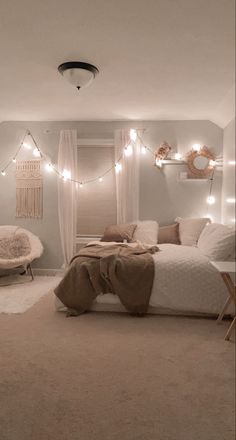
[198,223,235,261]
[175,217,211,246]
[133,220,159,245]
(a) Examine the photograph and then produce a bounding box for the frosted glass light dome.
[58,62,99,90]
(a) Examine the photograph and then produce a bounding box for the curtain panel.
[115,129,141,224]
[58,130,77,266]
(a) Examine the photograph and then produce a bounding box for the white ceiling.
[0,0,235,127]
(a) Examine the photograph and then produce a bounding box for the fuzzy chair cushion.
[0,233,31,259]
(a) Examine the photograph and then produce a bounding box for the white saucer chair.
[0,225,43,285]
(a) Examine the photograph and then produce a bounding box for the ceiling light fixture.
[58,61,99,90]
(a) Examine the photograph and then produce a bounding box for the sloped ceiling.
[0,0,235,127]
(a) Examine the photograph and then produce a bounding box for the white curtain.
[58,130,77,266]
[115,129,141,223]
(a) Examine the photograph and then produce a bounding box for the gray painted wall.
[0,120,223,268]
[221,117,235,224]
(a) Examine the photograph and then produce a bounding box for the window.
[77,142,117,237]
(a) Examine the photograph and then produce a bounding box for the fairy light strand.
[0,130,218,216]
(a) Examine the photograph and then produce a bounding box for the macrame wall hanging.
[15,160,43,218]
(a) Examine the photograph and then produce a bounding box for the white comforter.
[55,243,230,315]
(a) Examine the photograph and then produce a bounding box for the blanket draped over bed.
[54,244,159,316]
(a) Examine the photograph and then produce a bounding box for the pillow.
[101,224,137,242]
[197,223,235,261]
[175,217,211,246]
[0,233,31,259]
[133,220,159,245]
[158,223,180,244]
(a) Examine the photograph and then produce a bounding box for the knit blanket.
[54,243,159,316]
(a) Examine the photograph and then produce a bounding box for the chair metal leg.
[27,263,34,281]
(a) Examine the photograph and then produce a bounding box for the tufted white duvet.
[55,243,230,316]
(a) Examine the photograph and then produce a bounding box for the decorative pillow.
[175,217,211,246]
[101,224,137,242]
[198,223,235,261]
[158,223,180,244]
[133,220,159,245]
[0,233,31,259]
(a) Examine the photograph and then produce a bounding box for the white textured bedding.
[55,243,231,316]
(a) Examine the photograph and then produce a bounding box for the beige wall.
[0,120,223,268]
[221,117,235,224]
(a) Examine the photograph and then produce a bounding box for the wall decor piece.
[155,142,172,167]
[15,160,43,218]
[186,145,215,177]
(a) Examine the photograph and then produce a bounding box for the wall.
[221,117,235,224]
[0,120,223,268]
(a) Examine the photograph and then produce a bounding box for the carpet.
[0,292,234,440]
[0,276,61,314]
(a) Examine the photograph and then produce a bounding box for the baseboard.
[32,268,64,276]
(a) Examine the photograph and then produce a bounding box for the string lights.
[0,129,221,219]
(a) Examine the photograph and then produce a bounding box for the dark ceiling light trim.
[58,61,99,90]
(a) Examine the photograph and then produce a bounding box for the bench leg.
[225,317,236,341]
[217,296,232,323]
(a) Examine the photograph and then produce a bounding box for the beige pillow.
[158,223,180,244]
[175,217,211,246]
[101,224,137,242]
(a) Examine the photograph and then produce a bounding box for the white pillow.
[198,223,235,261]
[133,220,159,245]
[175,217,211,246]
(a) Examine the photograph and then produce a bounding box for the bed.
[55,242,233,317]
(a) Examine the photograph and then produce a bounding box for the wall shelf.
[162,159,186,165]
[178,178,209,182]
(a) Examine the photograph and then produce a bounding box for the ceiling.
[0,0,235,127]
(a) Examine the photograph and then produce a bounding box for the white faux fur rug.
[0,276,61,314]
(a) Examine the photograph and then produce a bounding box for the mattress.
[55,243,232,316]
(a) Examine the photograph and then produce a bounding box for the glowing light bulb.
[12,158,16,163]
[209,160,216,167]
[226,198,235,204]
[207,196,215,205]
[228,161,236,165]
[62,169,71,181]
[141,146,147,155]
[33,148,41,157]
[79,183,83,188]
[45,163,53,172]
[130,129,137,141]
[192,144,201,152]
[23,141,31,150]
[124,144,133,157]
[115,163,122,173]
[1,170,6,176]
[99,177,103,182]
[175,153,182,160]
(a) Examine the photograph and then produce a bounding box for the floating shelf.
[178,178,209,182]
[162,159,186,165]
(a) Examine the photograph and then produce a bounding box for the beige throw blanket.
[54,244,159,316]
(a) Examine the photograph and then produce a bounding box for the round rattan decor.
[186,146,215,177]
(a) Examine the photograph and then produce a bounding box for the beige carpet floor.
[0,293,235,440]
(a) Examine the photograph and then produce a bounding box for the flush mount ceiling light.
[58,61,99,90]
